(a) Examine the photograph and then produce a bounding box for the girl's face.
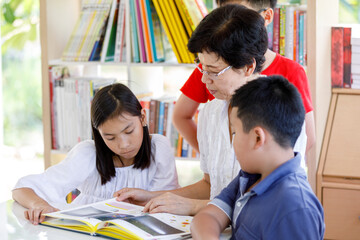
[98,109,146,165]
[199,51,255,101]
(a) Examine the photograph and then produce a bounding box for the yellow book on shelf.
[160,0,192,63]
[41,198,192,240]
[152,0,182,63]
[174,0,192,38]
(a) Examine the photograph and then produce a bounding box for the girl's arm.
[172,94,200,152]
[12,188,59,225]
[115,173,211,215]
[191,204,230,240]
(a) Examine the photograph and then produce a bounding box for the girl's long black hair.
[91,83,152,185]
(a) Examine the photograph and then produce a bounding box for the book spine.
[149,99,156,133]
[130,0,141,62]
[273,7,280,54]
[135,0,147,62]
[331,27,344,88]
[158,101,165,135]
[279,5,286,56]
[285,6,294,60]
[343,27,352,88]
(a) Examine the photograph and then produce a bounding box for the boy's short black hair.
[187,4,268,73]
[216,0,278,10]
[230,75,305,148]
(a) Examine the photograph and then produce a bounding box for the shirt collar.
[241,153,303,196]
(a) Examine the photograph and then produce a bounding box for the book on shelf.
[114,0,126,62]
[62,0,113,62]
[101,0,120,62]
[330,25,360,88]
[269,3,307,66]
[49,72,116,151]
[41,198,192,240]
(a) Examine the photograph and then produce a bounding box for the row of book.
[62,0,208,64]
[49,66,116,150]
[140,98,199,158]
[331,26,360,89]
[267,3,307,66]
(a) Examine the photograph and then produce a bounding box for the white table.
[1,200,231,240]
[0,200,109,240]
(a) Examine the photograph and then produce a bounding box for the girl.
[12,83,179,224]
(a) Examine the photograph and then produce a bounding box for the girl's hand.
[114,188,157,206]
[24,204,59,225]
[143,192,202,216]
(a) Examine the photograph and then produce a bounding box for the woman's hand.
[24,203,59,225]
[143,192,206,216]
[113,188,158,206]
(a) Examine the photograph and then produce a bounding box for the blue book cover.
[157,101,165,135]
[130,0,140,62]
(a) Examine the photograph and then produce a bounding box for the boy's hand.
[114,188,156,206]
[24,204,59,225]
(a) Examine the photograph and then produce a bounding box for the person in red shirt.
[173,0,315,162]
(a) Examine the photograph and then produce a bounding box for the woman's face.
[199,51,254,101]
[98,110,146,164]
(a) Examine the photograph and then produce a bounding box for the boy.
[190,76,324,240]
[173,0,315,165]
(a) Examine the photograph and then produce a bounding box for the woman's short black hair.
[230,75,305,148]
[91,83,152,185]
[187,4,268,73]
[217,0,278,10]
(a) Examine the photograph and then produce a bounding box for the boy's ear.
[263,8,274,27]
[140,108,147,126]
[253,126,266,149]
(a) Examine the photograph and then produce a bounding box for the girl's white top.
[198,99,307,200]
[14,134,179,205]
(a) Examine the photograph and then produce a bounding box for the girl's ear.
[253,126,266,149]
[140,108,147,126]
[263,8,274,27]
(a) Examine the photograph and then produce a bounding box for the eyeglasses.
[194,57,232,80]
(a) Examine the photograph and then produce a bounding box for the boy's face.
[230,107,259,173]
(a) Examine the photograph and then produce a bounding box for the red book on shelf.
[273,7,280,54]
[343,27,352,88]
[331,27,344,88]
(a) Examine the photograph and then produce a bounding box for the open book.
[41,198,192,240]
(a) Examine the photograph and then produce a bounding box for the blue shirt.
[210,153,325,240]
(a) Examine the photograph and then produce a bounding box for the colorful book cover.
[105,0,120,62]
[298,11,305,66]
[279,5,287,56]
[114,0,126,62]
[140,0,154,62]
[135,0,147,62]
[331,27,344,88]
[158,101,165,135]
[179,0,204,31]
[152,0,182,63]
[174,0,192,37]
[130,0,140,62]
[147,0,165,62]
[161,0,192,63]
[273,7,280,54]
[101,0,118,62]
[343,27,352,88]
[285,5,295,60]
[266,21,273,51]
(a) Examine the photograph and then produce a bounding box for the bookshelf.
[39,0,336,196]
[40,0,197,168]
[316,88,360,239]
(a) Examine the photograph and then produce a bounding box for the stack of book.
[267,3,307,66]
[331,25,360,89]
[49,66,116,151]
[61,0,209,64]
